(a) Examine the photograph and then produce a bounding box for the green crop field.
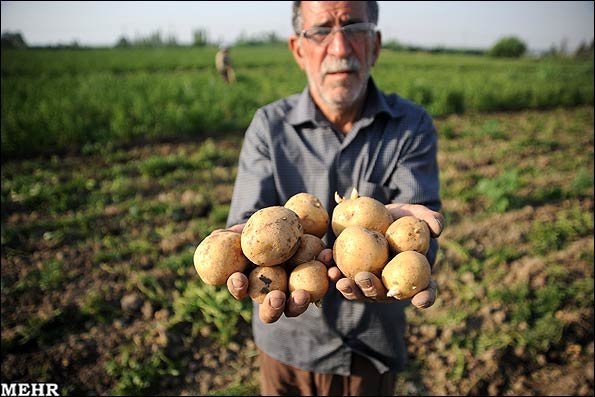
[1,46,593,158]
[1,45,594,396]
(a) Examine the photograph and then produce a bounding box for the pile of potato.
[193,188,433,304]
[193,192,330,305]
[332,188,432,300]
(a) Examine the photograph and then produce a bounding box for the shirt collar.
[359,77,403,121]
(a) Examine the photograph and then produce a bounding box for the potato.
[284,192,329,238]
[288,260,329,302]
[248,265,288,304]
[332,225,390,279]
[385,216,431,255]
[241,206,303,266]
[285,234,325,271]
[193,231,250,285]
[381,251,431,300]
[332,188,393,237]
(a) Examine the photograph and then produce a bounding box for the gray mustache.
[322,57,361,74]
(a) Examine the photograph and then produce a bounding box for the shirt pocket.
[356,180,397,204]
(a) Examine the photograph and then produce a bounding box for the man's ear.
[371,31,382,66]
[288,35,306,70]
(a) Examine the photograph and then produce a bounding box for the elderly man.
[221,1,444,395]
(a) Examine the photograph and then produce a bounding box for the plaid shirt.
[227,78,441,375]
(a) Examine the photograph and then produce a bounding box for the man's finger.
[426,214,445,238]
[259,290,286,323]
[227,223,245,234]
[328,266,343,283]
[317,248,333,267]
[411,279,438,309]
[227,272,249,300]
[386,203,444,238]
[285,290,311,317]
[355,272,387,300]
[336,278,366,301]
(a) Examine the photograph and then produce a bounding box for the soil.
[1,108,593,396]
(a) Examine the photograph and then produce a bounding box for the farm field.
[1,46,594,396]
[1,46,593,158]
[1,105,593,396]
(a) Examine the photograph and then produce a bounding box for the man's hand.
[332,203,444,308]
[224,224,336,323]
[385,203,445,238]
[335,272,438,308]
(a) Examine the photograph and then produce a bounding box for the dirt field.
[1,107,593,396]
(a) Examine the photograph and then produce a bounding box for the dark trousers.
[258,348,397,396]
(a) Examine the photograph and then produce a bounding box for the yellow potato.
[248,265,288,304]
[193,231,250,286]
[284,192,329,238]
[241,206,303,266]
[381,251,431,300]
[332,225,389,279]
[285,234,326,271]
[288,260,329,302]
[332,188,393,237]
[385,216,431,255]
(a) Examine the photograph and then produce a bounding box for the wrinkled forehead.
[300,1,369,27]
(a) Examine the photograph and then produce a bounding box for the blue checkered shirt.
[227,78,441,376]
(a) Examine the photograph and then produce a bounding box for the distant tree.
[115,35,131,48]
[165,33,178,47]
[235,30,285,46]
[1,31,27,48]
[193,28,209,47]
[575,38,594,58]
[489,36,527,58]
[382,39,405,51]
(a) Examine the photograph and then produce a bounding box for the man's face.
[290,1,381,111]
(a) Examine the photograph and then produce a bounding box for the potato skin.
[381,251,431,300]
[241,206,303,266]
[332,196,393,237]
[284,192,329,238]
[385,216,431,255]
[193,231,250,285]
[285,234,325,271]
[288,260,329,302]
[248,265,288,304]
[333,225,390,279]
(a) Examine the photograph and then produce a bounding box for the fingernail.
[231,278,245,289]
[294,295,308,306]
[341,286,353,294]
[358,279,372,289]
[270,297,285,309]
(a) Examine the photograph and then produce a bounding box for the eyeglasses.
[299,22,377,45]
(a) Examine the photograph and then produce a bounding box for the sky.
[1,1,594,53]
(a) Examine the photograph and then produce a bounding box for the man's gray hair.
[291,1,379,34]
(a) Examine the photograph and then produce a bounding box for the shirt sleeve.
[392,111,441,211]
[393,110,442,268]
[226,109,280,227]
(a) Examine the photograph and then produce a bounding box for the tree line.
[2,30,593,59]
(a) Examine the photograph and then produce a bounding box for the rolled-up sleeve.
[392,112,441,212]
[227,109,280,227]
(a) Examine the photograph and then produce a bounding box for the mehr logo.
[1,383,59,397]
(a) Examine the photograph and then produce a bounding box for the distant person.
[215,46,236,84]
[198,1,445,395]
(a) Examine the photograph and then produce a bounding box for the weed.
[171,281,252,345]
[476,169,523,212]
